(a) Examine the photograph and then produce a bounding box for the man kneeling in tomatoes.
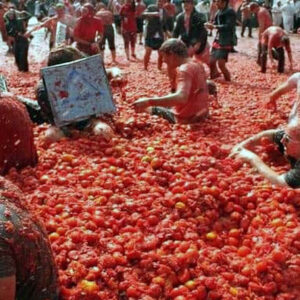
[133,38,210,124]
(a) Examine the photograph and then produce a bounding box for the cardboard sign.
[0,75,8,93]
[41,54,115,127]
[55,21,67,47]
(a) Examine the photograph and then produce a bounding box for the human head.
[82,2,95,17]
[47,46,85,66]
[182,0,194,14]
[97,2,106,10]
[55,3,65,17]
[157,0,164,9]
[215,0,229,9]
[6,8,16,20]
[249,2,259,13]
[282,118,300,159]
[159,38,188,68]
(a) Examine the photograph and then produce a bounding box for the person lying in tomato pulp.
[231,113,300,188]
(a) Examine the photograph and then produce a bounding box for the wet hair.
[47,46,85,66]
[159,38,188,58]
[55,3,65,9]
[281,35,290,47]
[97,2,106,10]
[83,2,95,14]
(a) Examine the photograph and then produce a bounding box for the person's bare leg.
[125,47,130,60]
[209,57,220,79]
[158,51,163,70]
[144,47,152,70]
[131,34,136,58]
[218,59,231,81]
[111,50,116,63]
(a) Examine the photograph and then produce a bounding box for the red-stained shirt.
[120,4,137,32]
[261,26,291,52]
[173,60,209,120]
[257,7,272,38]
[73,16,104,42]
[163,2,176,17]
[135,2,146,17]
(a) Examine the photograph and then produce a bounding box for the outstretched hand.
[133,98,151,113]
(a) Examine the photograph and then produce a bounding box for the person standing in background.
[73,3,104,55]
[120,0,137,60]
[163,0,176,36]
[281,0,295,32]
[0,2,9,48]
[142,0,166,70]
[240,0,252,37]
[249,2,272,66]
[135,0,145,44]
[272,1,283,27]
[108,0,123,34]
[5,8,31,72]
[205,0,237,81]
[96,3,117,62]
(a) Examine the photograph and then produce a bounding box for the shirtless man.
[249,2,272,65]
[26,3,76,49]
[73,3,104,55]
[96,3,116,62]
[260,26,293,74]
[133,39,209,124]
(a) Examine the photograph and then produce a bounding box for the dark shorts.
[165,17,174,32]
[211,47,230,61]
[136,17,143,33]
[145,37,164,50]
[114,15,121,28]
[151,107,176,124]
[100,25,115,50]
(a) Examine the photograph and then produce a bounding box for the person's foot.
[231,48,238,53]
[132,54,136,59]
[248,35,253,38]
[241,34,244,37]
[139,42,143,45]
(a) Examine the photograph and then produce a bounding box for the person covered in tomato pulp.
[0,176,59,300]
[231,77,300,188]
[73,2,104,55]
[249,2,272,67]
[259,26,293,74]
[120,0,137,60]
[133,38,209,124]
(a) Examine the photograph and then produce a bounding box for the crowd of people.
[0,0,300,297]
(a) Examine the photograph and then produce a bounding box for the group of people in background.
[0,0,299,71]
